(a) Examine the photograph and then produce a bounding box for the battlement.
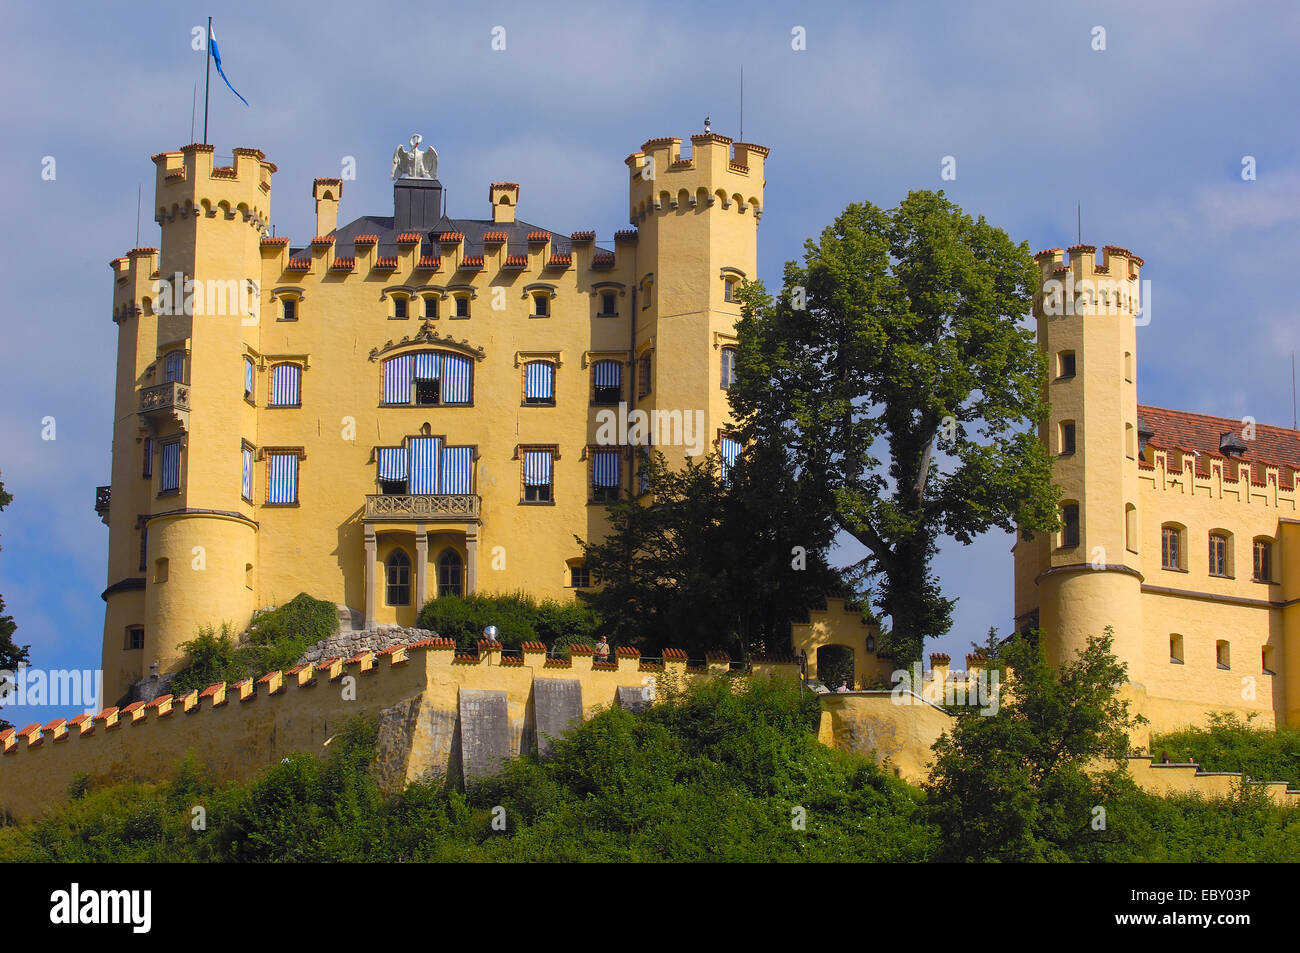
[108,247,160,321]
[1033,244,1144,319]
[1137,443,1300,507]
[625,133,767,226]
[152,143,275,234]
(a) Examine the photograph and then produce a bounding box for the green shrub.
[1152,712,1300,788]
[171,593,338,692]
[416,591,599,650]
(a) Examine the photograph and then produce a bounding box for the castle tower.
[625,132,767,467]
[1030,245,1147,693]
[100,143,275,703]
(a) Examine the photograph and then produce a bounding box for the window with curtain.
[269,364,301,407]
[524,361,555,405]
[523,449,553,503]
[266,452,299,504]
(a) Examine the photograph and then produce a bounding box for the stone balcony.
[364,493,480,522]
[138,380,190,431]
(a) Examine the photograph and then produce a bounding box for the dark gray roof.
[294,214,610,262]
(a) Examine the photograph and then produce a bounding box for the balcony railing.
[365,493,480,521]
[95,485,111,525]
[138,381,191,431]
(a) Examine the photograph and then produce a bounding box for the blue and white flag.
[209,25,249,107]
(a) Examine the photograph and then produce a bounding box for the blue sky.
[2,1,1299,724]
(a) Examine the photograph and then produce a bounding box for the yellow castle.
[1014,244,1300,735]
[97,131,767,703]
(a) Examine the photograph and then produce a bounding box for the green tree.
[0,475,31,732]
[923,629,1142,861]
[577,444,837,657]
[729,192,1058,663]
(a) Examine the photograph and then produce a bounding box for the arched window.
[1161,523,1185,570]
[386,549,411,606]
[1060,502,1080,549]
[164,350,186,384]
[381,351,473,406]
[1208,530,1231,578]
[720,346,737,389]
[1253,538,1273,582]
[437,549,463,598]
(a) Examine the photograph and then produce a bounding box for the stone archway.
[816,644,855,691]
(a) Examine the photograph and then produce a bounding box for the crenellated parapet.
[625,133,767,225]
[1137,444,1299,510]
[152,143,275,234]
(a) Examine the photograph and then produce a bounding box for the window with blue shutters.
[590,448,621,503]
[378,439,474,495]
[163,350,186,384]
[160,442,181,494]
[382,351,473,406]
[522,448,554,503]
[376,447,409,494]
[243,356,255,401]
[720,436,741,482]
[592,360,621,404]
[241,446,253,501]
[440,445,473,494]
[269,363,301,407]
[523,361,555,405]
[266,452,299,504]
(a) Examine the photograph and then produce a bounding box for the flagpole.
[202,16,212,144]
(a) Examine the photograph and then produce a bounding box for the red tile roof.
[374,256,398,269]
[310,235,335,245]
[504,254,527,268]
[330,257,355,270]
[526,231,551,243]
[461,255,484,269]
[570,231,595,242]
[417,255,440,269]
[261,236,290,246]
[591,252,615,268]
[438,232,464,243]
[482,231,508,243]
[1139,404,1300,472]
[547,253,571,268]
[396,232,422,243]
[354,234,379,244]
[286,258,310,270]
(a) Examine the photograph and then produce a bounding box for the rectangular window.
[377,447,409,494]
[1058,351,1076,378]
[1170,633,1184,664]
[142,438,154,478]
[1254,540,1272,582]
[591,449,621,502]
[570,565,592,588]
[393,296,408,319]
[266,452,299,504]
[721,347,737,389]
[523,449,554,503]
[243,357,255,399]
[241,447,253,501]
[524,362,555,404]
[281,298,297,321]
[125,626,145,651]
[1216,640,1231,670]
[637,354,651,398]
[440,353,472,403]
[160,442,181,493]
[138,524,148,572]
[1209,534,1228,577]
[383,355,412,405]
[424,296,438,319]
[270,364,301,407]
[1162,526,1180,569]
[592,361,622,404]
[532,294,549,318]
[1061,504,1080,548]
[455,296,470,318]
[440,446,473,494]
[600,292,617,316]
[720,436,741,482]
[408,436,443,494]
[1059,422,1076,455]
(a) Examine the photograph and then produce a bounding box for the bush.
[1152,712,1300,789]
[416,592,599,651]
[171,593,338,692]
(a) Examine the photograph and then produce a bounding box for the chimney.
[490,182,518,223]
[394,177,443,233]
[313,178,341,236]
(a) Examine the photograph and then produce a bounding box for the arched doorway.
[817,644,855,691]
[437,548,464,597]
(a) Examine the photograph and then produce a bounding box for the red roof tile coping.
[614,230,638,242]
[671,158,693,167]
[396,232,422,243]
[438,231,464,243]
[750,653,798,664]
[733,142,770,156]
[662,648,688,660]
[521,641,547,651]
[261,236,290,246]
[331,256,355,270]
[570,230,595,242]
[592,661,617,671]
[543,658,572,668]
[147,694,173,709]
[374,256,398,268]
[314,176,342,186]
[1033,248,1063,258]
[728,161,749,172]
[482,231,509,243]
[568,643,595,655]
[930,653,951,663]
[490,181,519,190]
[704,651,731,662]
[233,147,266,159]
[408,637,456,650]
[95,709,118,722]
[642,137,681,149]
[453,652,479,662]
[591,252,615,268]
[966,654,987,665]
[42,718,66,731]
[199,682,225,698]
[638,661,665,671]
[354,234,379,244]
[1066,243,1097,254]
[311,235,335,245]
[286,258,311,270]
[691,132,735,145]
[614,646,640,657]
[500,656,524,667]
[417,255,440,269]
[504,254,527,267]
[211,166,237,179]
[285,663,311,675]
[547,254,572,267]
[478,638,502,650]
[526,231,551,243]
[256,670,282,684]
[180,142,216,154]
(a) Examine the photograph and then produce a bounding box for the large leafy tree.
[0,475,31,732]
[577,444,839,658]
[730,191,1058,663]
[923,629,1142,861]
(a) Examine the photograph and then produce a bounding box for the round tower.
[131,143,274,689]
[1032,245,1147,697]
[624,132,767,466]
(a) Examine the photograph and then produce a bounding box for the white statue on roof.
[392,134,438,180]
